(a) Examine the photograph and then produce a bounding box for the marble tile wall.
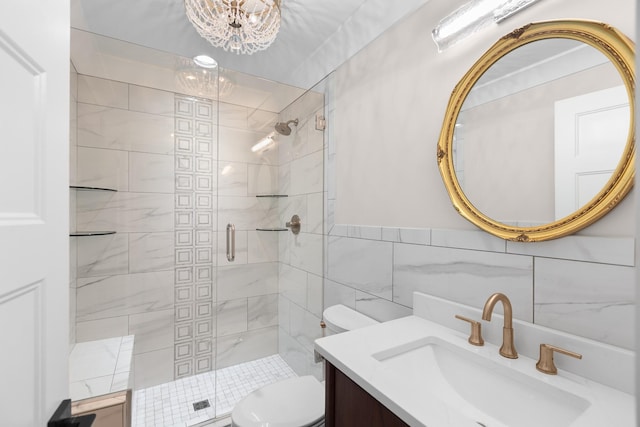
[74,75,179,389]
[324,225,635,350]
[277,88,326,380]
[69,62,78,351]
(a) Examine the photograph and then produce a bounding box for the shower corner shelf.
[70,231,116,237]
[70,185,117,192]
[256,228,288,232]
[69,185,117,236]
[255,194,288,198]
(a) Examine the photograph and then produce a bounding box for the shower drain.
[193,399,211,411]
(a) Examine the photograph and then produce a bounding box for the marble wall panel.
[278,162,291,196]
[431,229,505,252]
[355,291,412,322]
[219,103,248,129]
[323,279,356,309]
[535,258,634,349]
[306,274,324,318]
[289,303,323,354]
[216,326,278,369]
[69,238,77,349]
[248,294,278,329]
[217,262,278,301]
[507,236,635,266]
[327,236,392,299]
[77,75,128,109]
[278,296,291,335]
[279,263,308,308]
[76,316,129,342]
[77,103,174,154]
[247,164,279,197]
[134,347,174,389]
[218,162,248,196]
[77,233,129,278]
[129,232,175,273]
[278,328,323,380]
[129,152,174,193]
[129,309,175,355]
[218,126,278,165]
[247,231,279,263]
[216,299,248,337]
[289,150,323,196]
[218,196,279,231]
[76,147,128,191]
[77,271,174,321]
[381,227,431,245]
[129,85,174,116]
[289,233,323,277]
[247,109,278,132]
[305,193,324,234]
[76,192,174,233]
[393,243,534,321]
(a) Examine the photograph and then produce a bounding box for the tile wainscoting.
[325,224,634,350]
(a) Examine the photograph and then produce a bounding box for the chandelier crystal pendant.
[185,0,281,55]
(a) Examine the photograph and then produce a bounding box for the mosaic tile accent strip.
[132,354,296,427]
[174,95,215,380]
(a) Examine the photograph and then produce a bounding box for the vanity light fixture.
[251,132,276,152]
[432,0,542,52]
[185,0,281,55]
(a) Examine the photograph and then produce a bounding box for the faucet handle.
[455,315,484,346]
[536,343,582,375]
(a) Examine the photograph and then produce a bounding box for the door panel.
[0,1,70,425]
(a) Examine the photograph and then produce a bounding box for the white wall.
[334,0,636,236]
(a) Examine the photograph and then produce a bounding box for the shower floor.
[132,354,297,427]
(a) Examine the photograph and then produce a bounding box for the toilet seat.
[231,376,325,427]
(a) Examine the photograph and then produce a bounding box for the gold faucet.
[455,315,484,346]
[482,293,518,359]
[536,344,582,375]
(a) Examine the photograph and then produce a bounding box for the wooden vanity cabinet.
[325,362,409,427]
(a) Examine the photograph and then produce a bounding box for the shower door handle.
[226,223,235,262]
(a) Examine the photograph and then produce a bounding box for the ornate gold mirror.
[437,20,635,241]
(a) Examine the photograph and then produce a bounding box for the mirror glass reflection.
[453,38,630,227]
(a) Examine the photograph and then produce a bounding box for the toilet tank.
[322,304,378,335]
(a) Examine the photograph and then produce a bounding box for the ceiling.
[70,0,429,88]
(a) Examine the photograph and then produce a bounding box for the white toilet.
[230,305,378,427]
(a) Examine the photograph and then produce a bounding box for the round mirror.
[437,20,635,241]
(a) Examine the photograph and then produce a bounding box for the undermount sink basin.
[373,336,591,427]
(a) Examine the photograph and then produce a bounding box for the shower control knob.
[286,215,301,235]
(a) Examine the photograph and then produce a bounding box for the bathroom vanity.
[325,361,408,427]
[314,292,635,427]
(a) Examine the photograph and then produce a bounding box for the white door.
[554,85,630,220]
[0,1,70,426]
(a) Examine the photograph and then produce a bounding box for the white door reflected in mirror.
[554,85,630,220]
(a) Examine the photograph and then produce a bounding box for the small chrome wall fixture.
[286,214,301,235]
[432,0,543,52]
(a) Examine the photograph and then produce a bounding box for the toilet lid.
[231,376,325,427]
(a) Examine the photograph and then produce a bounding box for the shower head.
[274,119,299,136]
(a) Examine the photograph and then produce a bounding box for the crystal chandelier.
[185,0,282,55]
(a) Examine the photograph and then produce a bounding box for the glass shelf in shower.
[255,194,288,198]
[70,231,117,237]
[70,185,118,192]
[255,228,288,232]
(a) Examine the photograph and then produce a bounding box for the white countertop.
[314,294,635,427]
